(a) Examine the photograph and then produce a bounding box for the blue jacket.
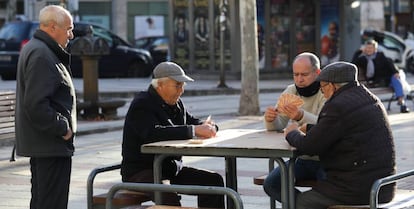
[15,30,76,157]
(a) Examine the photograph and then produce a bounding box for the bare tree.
[238,0,260,115]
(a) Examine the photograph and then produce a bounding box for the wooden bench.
[129,206,216,209]
[368,87,414,111]
[87,163,151,209]
[105,183,243,209]
[328,169,414,209]
[0,91,17,161]
[253,174,317,187]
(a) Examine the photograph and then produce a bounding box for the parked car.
[0,21,153,80]
[361,29,414,73]
[134,35,169,66]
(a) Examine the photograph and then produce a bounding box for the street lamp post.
[217,2,228,88]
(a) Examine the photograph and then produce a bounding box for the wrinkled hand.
[195,124,217,139]
[299,123,307,133]
[284,122,299,137]
[393,72,400,80]
[264,106,278,122]
[63,128,73,141]
[278,104,303,121]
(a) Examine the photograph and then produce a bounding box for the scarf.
[365,53,376,79]
[295,81,320,97]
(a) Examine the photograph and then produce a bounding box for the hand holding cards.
[275,93,304,115]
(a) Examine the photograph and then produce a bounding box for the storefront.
[168,0,361,78]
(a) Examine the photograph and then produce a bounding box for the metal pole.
[217,1,228,88]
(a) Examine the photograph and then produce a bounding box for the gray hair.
[293,52,321,71]
[151,77,170,88]
[364,39,378,49]
[39,5,72,27]
[333,82,349,89]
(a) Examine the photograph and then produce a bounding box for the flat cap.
[153,61,194,82]
[317,61,358,83]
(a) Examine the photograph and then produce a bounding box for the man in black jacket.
[284,62,396,209]
[121,61,224,208]
[15,5,76,209]
[352,39,410,113]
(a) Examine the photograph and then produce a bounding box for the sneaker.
[400,105,410,113]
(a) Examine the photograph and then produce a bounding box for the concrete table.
[141,129,297,209]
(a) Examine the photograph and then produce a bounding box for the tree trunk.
[238,0,260,116]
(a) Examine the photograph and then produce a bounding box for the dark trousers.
[127,166,225,208]
[30,157,72,209]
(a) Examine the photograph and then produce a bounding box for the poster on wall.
[173,0,189,69]
[134,16,164,39]
[194,0,210,70]
[320,0,339,67]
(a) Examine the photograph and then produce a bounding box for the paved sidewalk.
[1,74,414,209]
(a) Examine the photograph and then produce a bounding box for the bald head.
[39,5,72,27]
[38,5,74,48]
[293,52,320,72]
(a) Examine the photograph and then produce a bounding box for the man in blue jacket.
[121,61,224,208]
[285,62,396,209]
[15,5,76,209]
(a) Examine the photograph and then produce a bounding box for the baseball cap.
[317,61,358,83]
[153,61,194,82]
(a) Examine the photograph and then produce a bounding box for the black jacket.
[286,82,396,204]
[352,51,398,87]
[121,85,203,181]
[15,30,76,157]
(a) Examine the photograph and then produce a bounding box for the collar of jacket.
[329,81,359,101]
[33,29,71,66]
[147,85,184,119]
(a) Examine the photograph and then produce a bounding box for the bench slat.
[253,174,317,187]
[131,206,219,209]
[93,190,151,206]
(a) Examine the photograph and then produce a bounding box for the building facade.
[1,0,412,78]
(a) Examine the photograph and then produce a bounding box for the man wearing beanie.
[284,61,396,209]
[121,61,224,208]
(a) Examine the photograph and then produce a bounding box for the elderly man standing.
[15,5,76,209]
[285,62,396,209]
[263,52,326,202]
[121,61,224,208]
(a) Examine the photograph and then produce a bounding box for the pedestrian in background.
[352,39,411,113]
[121,61,225,208]
[263,52,326,203]
[285,62,396,209]
[15,5,76,209]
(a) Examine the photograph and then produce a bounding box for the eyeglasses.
[166,83,186,89]
[320,83,330,89]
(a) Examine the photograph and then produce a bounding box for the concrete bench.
[0,91,17,161]
[87,163,151,209]
[77,99,126,120]
[105,183,243,209]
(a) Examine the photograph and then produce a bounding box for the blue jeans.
[263,159,326,202]
[390,75,404,98]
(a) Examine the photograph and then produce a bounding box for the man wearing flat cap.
[121,61,224,208]
[284,61,396,209]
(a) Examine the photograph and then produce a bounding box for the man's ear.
[316,68,321,75]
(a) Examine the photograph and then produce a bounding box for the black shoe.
[400,105,410,113]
